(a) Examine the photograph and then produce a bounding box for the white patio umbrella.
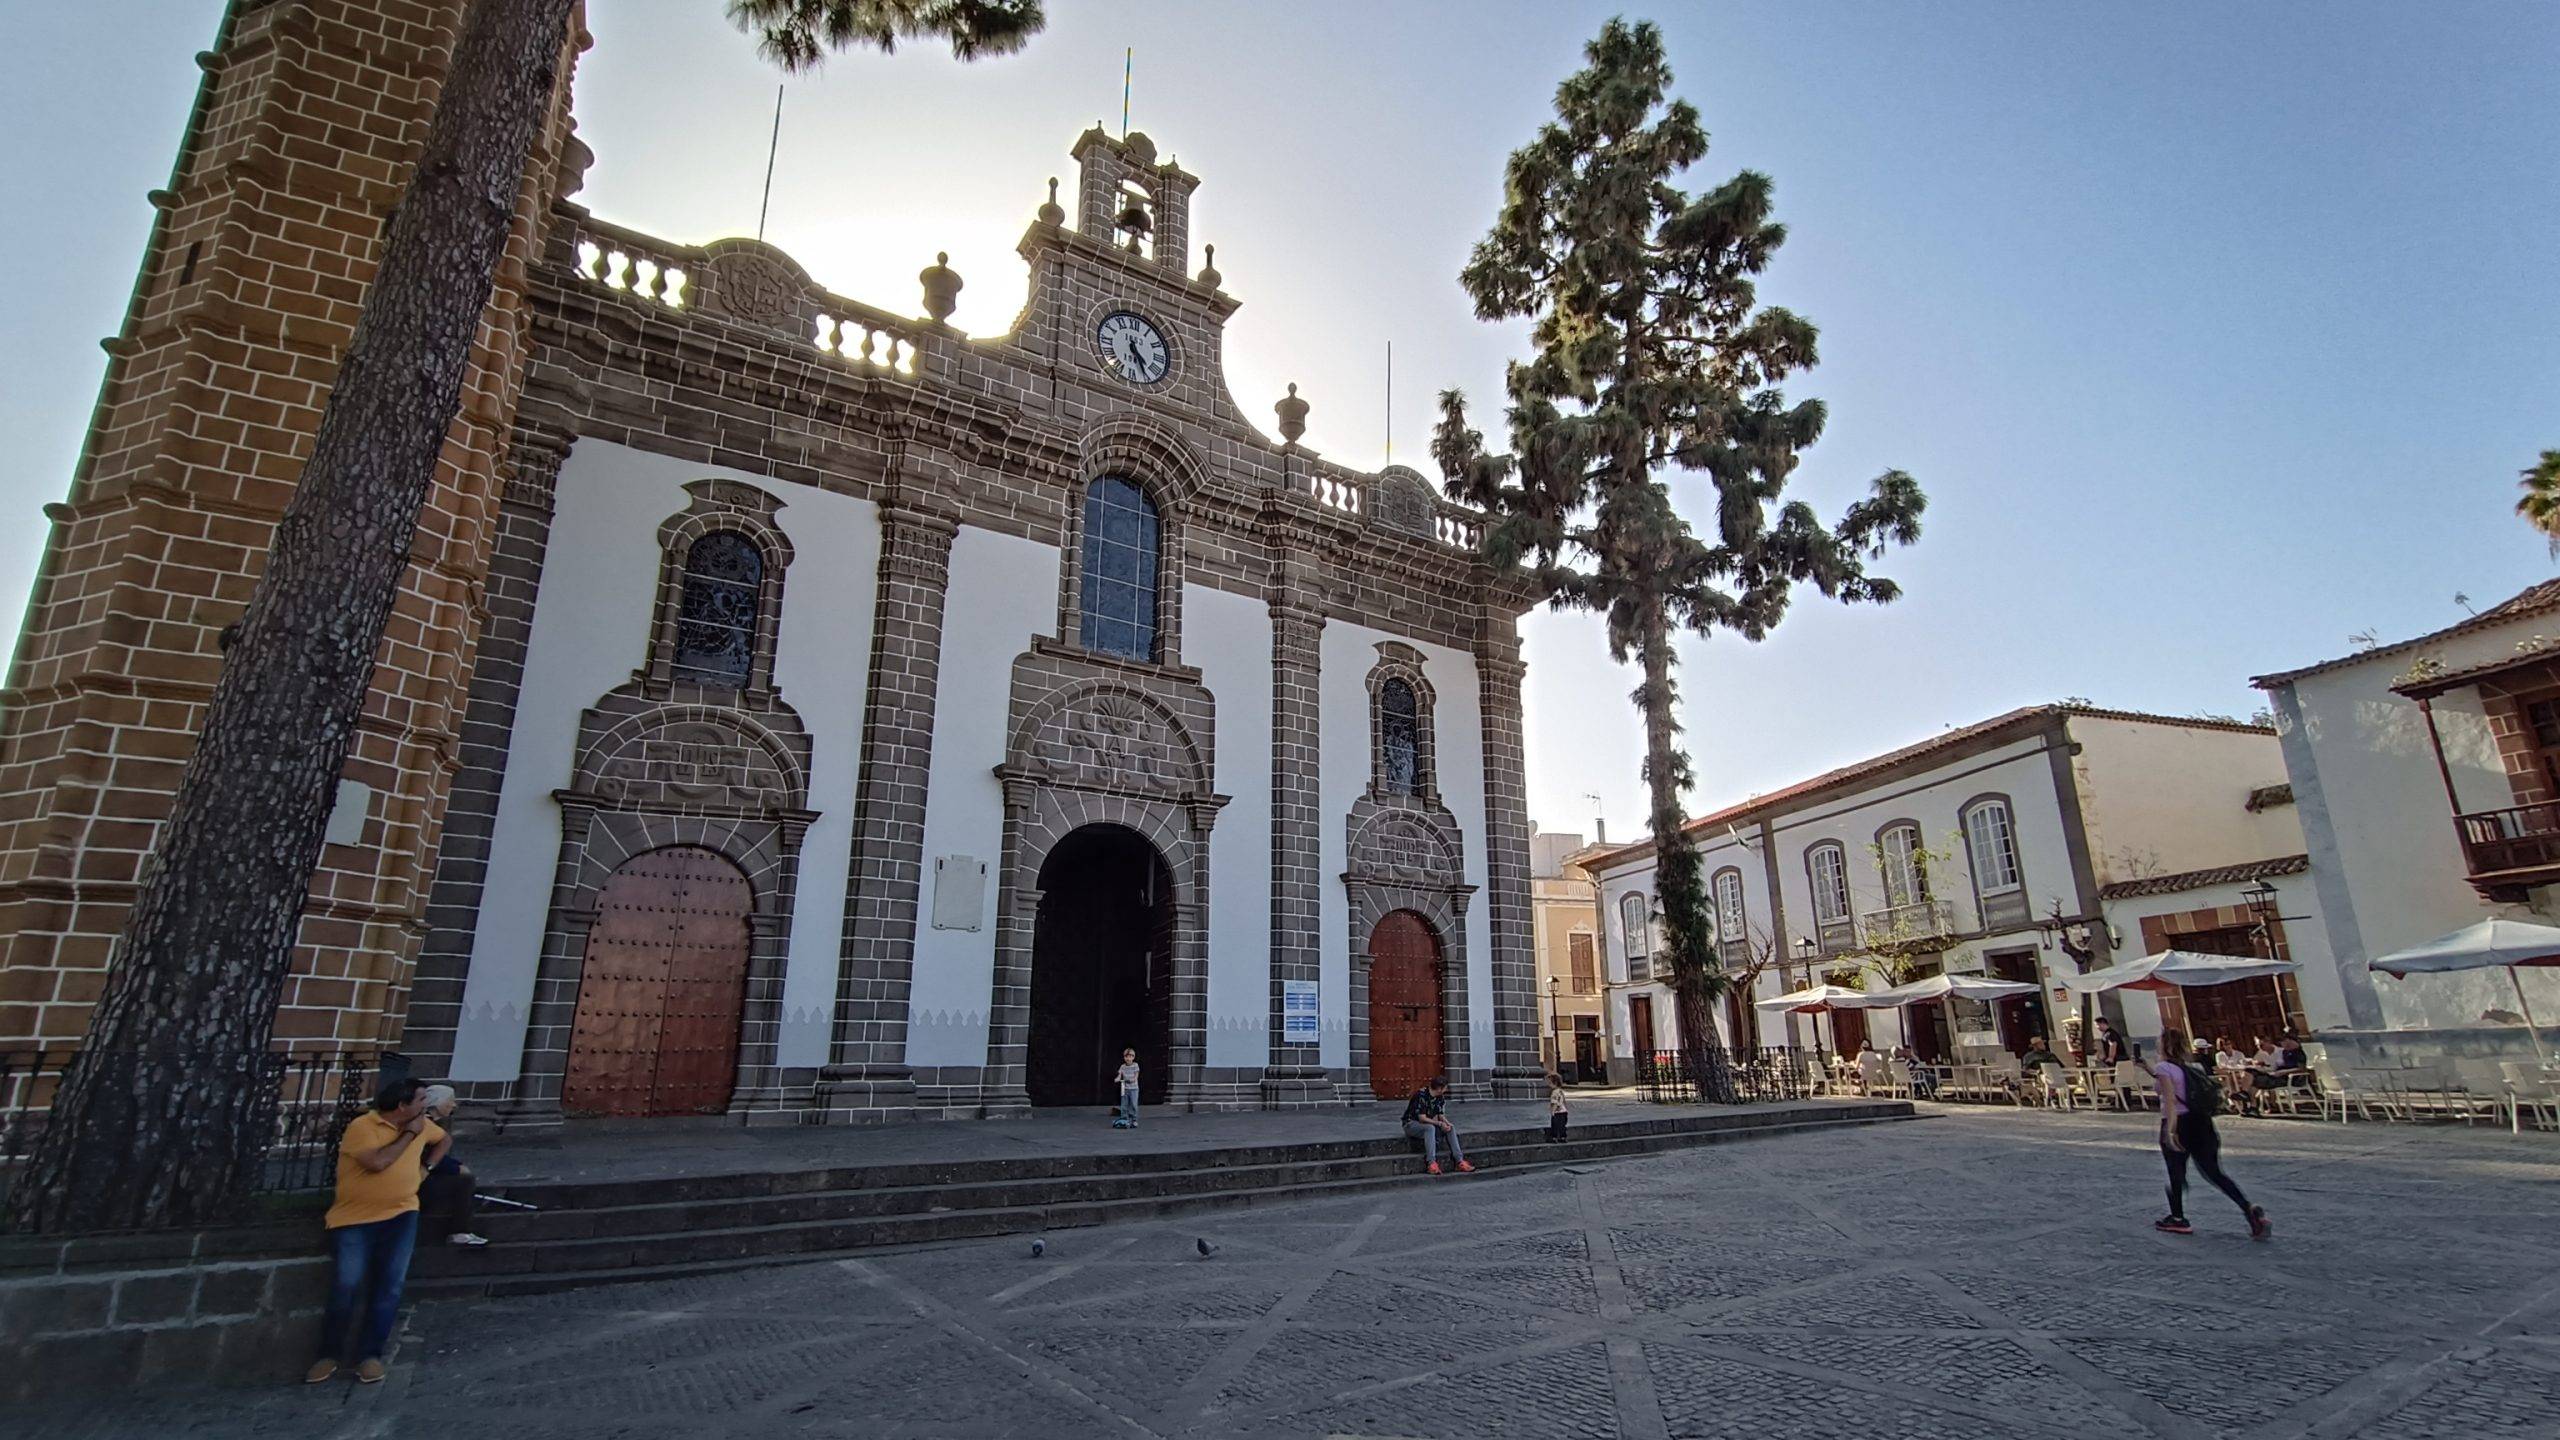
[1864,973,2041,1005]
[2061,949,2298,995]
[1754,983,1874,1013]
[2369,917,2560,1063]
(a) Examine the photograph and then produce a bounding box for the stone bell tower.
[1070,127,1200,277]
[0,0,589,1051]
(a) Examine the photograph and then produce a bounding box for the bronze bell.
[1117,194,1153,244]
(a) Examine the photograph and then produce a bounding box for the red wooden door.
[1369,911,1445,1100]
[1629,996,1656,1059]
[564,847,752,1118]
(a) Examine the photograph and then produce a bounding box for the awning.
[2061,950,2298,995]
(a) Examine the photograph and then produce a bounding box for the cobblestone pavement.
[25,1107,2560,1438]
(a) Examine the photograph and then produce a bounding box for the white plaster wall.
[2070,719,2299,887]
[903,526,1060,1066]
[1318,622,1491,1075]
[2099,869,2340,1042]
[2281,621,2560,1032]
[765,490,880,1067]
[450,442,878,1079]
[1186,583,1273,1068]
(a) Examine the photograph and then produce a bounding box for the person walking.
[1545,1072,1570,1143]
[2151,1027,2271,1240]
[2093,1017,2129,1069]
[417,1085,487,1247]
[1401,1076,1473,1175]
[306,1078,445,1384]
[1111,1047,1141,1129]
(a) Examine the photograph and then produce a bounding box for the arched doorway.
[563,846,753,1118]
[1368,910,1445,1100]
[1028,825,1173,1107]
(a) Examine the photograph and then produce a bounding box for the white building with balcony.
[1585,705,2308,1080]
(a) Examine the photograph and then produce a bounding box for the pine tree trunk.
[1635,597,1732,1102]
[3,0,576,1236]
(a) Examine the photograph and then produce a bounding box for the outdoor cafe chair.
[1877,1058,1915,1100]
[2106,1060,2151,1111]
[2033,1061,2075,1111]
[2498,1062,2560,1134]
[2393,1064,2493,1125]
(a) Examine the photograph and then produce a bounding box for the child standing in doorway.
[1112,1048,1141,1129]
[1545,1072,1570,1143]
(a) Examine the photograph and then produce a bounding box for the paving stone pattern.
[20,1109,2560,1438]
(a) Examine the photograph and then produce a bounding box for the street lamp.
[2239,880,2280,958]
[1793,936,1821,1059]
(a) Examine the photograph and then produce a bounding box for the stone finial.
[1038,177,1065,226]
[1275,383,1309,446]
[919,251,962,323]
[1197,243,1221,290]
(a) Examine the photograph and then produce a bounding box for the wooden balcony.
[1861,899,1958,951]
[2457,802,2560,900]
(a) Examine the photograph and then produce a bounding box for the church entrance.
[1368,910,1445,1100]
[1028,825,1173,1107]
[562,846,753,1118]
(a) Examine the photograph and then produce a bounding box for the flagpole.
[1384,340,1393,467]
[756,84,785,243]
[1122,49,1132,138]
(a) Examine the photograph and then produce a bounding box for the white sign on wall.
[931,855,987,932]
[1283,980,1320,1043]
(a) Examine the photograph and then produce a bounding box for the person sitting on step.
[1401,1076,1473,1175]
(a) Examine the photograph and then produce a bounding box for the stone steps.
[410,1101,1910,1297]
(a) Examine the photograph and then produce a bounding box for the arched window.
[1619,891,1651,982]
[1962,799,2022,896]
[1079,475,1160,661]
[1379,678,1420,795]
[1879,822,1928,908]
[672,531,763,687]
[1807,843,1851,925]
[1713,868,1747,949]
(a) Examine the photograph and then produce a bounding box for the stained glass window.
[672,530,762,686]
[1079,476,1159,661]
[1380,678,1420,794]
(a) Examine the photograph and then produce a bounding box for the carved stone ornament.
[1349,804,1464,888]
[590,718,787,809]
[702,252,801,329]
[1369,466,1436,539]
[1033,692,1176,794]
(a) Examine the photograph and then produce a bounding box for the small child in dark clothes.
[1112,1048,1140,1128]
[1545,1073,1569,1142]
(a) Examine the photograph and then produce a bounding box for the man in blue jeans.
[1401,1076,1473,1175]
[305,1078,446,1384]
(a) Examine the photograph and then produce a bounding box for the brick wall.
[0,1,588,1049]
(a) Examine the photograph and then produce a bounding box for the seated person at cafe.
[2017,1035,2064,1073]
[1890,1044,1940,1098]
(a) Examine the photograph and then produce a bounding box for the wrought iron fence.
[1,1047,392,1196]
[1640,1046,1822,1105]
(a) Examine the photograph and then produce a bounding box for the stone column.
[1477,612,1547,1097]
[821,494,960,1116]
[1262,596,1334,1105]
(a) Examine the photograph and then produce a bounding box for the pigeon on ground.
[1030,1238,1046,1258]
[1195,1238,1218,1259]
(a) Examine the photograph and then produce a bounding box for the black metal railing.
[1641,1046,1825,1106]
[2,1047,391,1196]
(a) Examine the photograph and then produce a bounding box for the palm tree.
[6,0,1043,1236]
[1435,21,1924,1098]
[2517,449,2560,558]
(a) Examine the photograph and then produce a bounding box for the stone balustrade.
[562,216,931,379]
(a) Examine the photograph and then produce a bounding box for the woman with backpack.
[2152,1026,2272,1240]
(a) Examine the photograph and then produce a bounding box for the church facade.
[0,2,1544,1124]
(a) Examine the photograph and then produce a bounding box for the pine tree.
[6,0,1043,1236]
[1436,19,1924,1098]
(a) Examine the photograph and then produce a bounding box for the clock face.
[1096,311,1171,386]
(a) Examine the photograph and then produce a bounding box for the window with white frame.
[1962,799,2023,895]
[1879,822,1928,908]
[1808,843,1851,925]
[1619,891,1651,981]
[1713,868,1746,945]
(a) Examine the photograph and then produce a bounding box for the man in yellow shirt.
[305,1077,447,1385]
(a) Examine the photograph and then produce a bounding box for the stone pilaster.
[1477,614,1545,1096]
[1262,596,1333,1104]
[821,495,960,1115]
[405,426,573,1089]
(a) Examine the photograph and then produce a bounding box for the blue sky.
[4,2,2554,845]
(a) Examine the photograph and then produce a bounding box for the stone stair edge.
[411,1108,1912,1291]
[478,1102,1911,1209]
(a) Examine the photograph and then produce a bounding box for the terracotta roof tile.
[2098,853,2308,900]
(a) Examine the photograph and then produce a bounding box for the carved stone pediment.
[694,243,812,333]
[1006,672,1213,802]
[575,705,806,815]
[1347,795,1465,889]
[1368,466,1438,540]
